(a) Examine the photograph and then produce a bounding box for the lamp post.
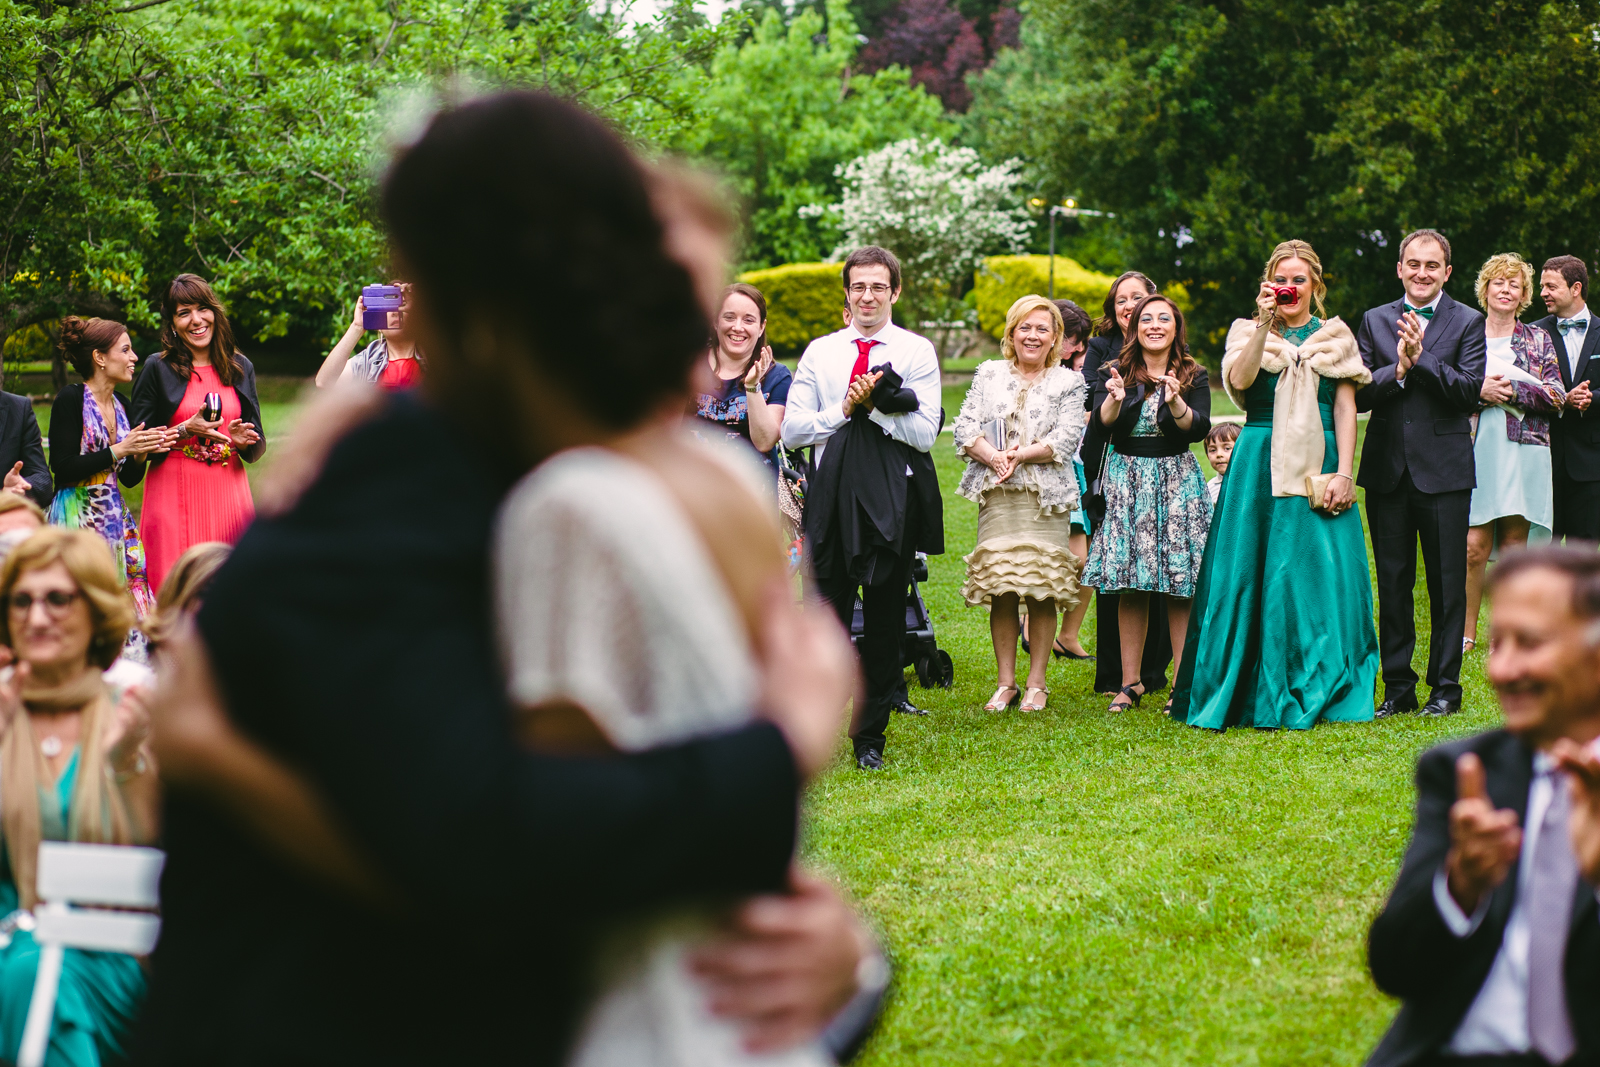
[1025,196,1115,298]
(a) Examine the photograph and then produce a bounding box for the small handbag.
[1306,473,1337,514]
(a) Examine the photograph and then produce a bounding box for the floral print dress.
[1081,391,1212,597]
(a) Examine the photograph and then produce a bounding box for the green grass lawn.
[807,389,1489,1066]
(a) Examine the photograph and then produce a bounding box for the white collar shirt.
[1557,304,1590,381]
[780,322,942,467]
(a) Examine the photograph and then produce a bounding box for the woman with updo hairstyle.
[1170,239,1378,730]
[49,317,172,647]
[952,294,1088,713]
[0,526,158,1066]
[1082,293,1212,713]
[130,273,264,592]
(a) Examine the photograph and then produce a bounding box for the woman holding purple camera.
[131,273,265,592]
[315,282,423,390]
[1169,239,1378,730]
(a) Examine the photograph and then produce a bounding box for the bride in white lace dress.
[493,418,831,1067]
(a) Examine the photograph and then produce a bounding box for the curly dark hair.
[1094,271,1157,337]
[381,91,708,436]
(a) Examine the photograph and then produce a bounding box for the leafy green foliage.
[973,254,1115,336]
[674,0,952,270]
[738,260,846,354]
[965,0,1600,351]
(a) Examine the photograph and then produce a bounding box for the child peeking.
[1203,422,1240,505]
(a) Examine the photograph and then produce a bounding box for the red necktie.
[851,337,880,380]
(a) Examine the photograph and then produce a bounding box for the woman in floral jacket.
[953,295,1088,713]
[1464,252,1567,649]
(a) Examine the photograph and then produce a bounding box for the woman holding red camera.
[315,283,423,390]
[131,274,265,592]
[1169,239,1378,730]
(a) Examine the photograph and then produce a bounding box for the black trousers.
[820,551,913,757]
[1365,469,1470,705]
[1092,591,1171,695]
[1552,441,1600,542]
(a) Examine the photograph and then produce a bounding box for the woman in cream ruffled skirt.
[952,295,1089,713]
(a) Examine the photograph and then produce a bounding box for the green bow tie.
[1403,303,1435,320]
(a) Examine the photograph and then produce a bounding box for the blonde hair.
[0,528,142,907]
[1000,295,1065,367]
[1260,240,1328,325]
[0,495,44,526]
[146,541,230,649]
[1475,252,1535,316]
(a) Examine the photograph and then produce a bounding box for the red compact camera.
[1272,285,1299,305]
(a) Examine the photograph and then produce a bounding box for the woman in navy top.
[695,283,791,472]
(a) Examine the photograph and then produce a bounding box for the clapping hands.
[226,419,261,451]
[1569,380,1593,412]
[841,372,880,417]
[1395,312,1425,379]
[112,422,178,461]
[1104,368,1126,404]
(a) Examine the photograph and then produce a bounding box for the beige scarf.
[1220,317,1371,497]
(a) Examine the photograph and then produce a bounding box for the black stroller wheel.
[914,655,934,689]
[935,649,954,689]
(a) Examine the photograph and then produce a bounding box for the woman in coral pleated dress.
[131,274,266,592]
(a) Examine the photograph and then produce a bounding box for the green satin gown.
[1170,366,1379,730]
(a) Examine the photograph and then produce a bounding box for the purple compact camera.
[362,284,404,330]
[201,392,222,423]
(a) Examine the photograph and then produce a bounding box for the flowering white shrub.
[801,138,1033,327]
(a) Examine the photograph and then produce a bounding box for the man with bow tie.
[1533,256,1600,544]
[1365,544,1600,1067]
[783,246,944,770]
[1356,228,1487,720]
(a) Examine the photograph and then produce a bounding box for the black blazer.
[129,352,266,467]
[1532,311,1600,481]
[47,385,147,492]
[1089,365,1212,457]
[1080,333,1121,484]
[136,395,803,1065]
[1355,292,1486,495]
[1366,729,1600,1067]
[0,391,50,507]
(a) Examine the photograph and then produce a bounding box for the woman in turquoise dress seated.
[1170,240,1380,730]
[0,528,158,1065]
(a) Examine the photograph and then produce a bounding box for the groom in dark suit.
[1532,255,1600,542]
[1356,229,1486,719]
[1366,545,1600,1066]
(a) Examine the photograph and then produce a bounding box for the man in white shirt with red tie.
[783,246,943,770]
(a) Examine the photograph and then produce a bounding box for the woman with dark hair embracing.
[129,274,264,591]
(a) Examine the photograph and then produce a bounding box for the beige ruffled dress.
[953,361,1088,607]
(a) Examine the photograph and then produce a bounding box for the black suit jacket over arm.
[0,392,50,506]
[129,352,266,467]
[1355,292,1486,495]
[48,385,147,490]
[1534,312,1600,481]
[1365,729,1600,1067]
[137,395,801,1066]
[1089,366,1212,456]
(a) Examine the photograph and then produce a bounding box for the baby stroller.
[780,446,954,692]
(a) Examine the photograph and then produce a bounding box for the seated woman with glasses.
[0,527,158,1067]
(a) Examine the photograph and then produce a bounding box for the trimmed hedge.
[737,261,844,353]
[973,255,1192,339]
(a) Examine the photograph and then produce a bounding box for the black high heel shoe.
[1051,639,1095,661]
[1108,684,1143,713]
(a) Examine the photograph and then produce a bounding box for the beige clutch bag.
[1306,473,1337,513]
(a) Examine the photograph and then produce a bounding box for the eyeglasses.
[847,283,893,296]
[8,590,80,615]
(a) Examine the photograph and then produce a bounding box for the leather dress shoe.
[1375,696,1418,719]
[891,698,928,716]
[1421,697,1461,717]
[856,748,884,770]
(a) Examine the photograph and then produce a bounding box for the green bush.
[973,255,1193,339]
[737,261,845,353]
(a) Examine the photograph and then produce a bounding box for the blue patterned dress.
[1082,392,1212,596]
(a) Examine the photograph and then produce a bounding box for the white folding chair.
[16,842,163,1067]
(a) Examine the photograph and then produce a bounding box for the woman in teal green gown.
[1171,240,1380,729]
[0,528,158,1065]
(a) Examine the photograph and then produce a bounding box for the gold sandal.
[984,685,1021,712]
[1021,686,1049,713]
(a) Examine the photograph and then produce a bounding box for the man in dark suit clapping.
[1366,545,1600,1067]
[1531,256,1600,543]
[0,387,50,509]
[1357,229,1486,719]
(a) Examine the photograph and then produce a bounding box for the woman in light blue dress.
[1463,252,1565,650]
[0,528,157,1067]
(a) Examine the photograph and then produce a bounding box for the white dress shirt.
[1557,302,1590,382]
[1396,293,1441,390]
[781,322,942,466]
[1433,751,1598,1054]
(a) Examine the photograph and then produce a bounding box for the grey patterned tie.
[1527,773,1578,1064]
